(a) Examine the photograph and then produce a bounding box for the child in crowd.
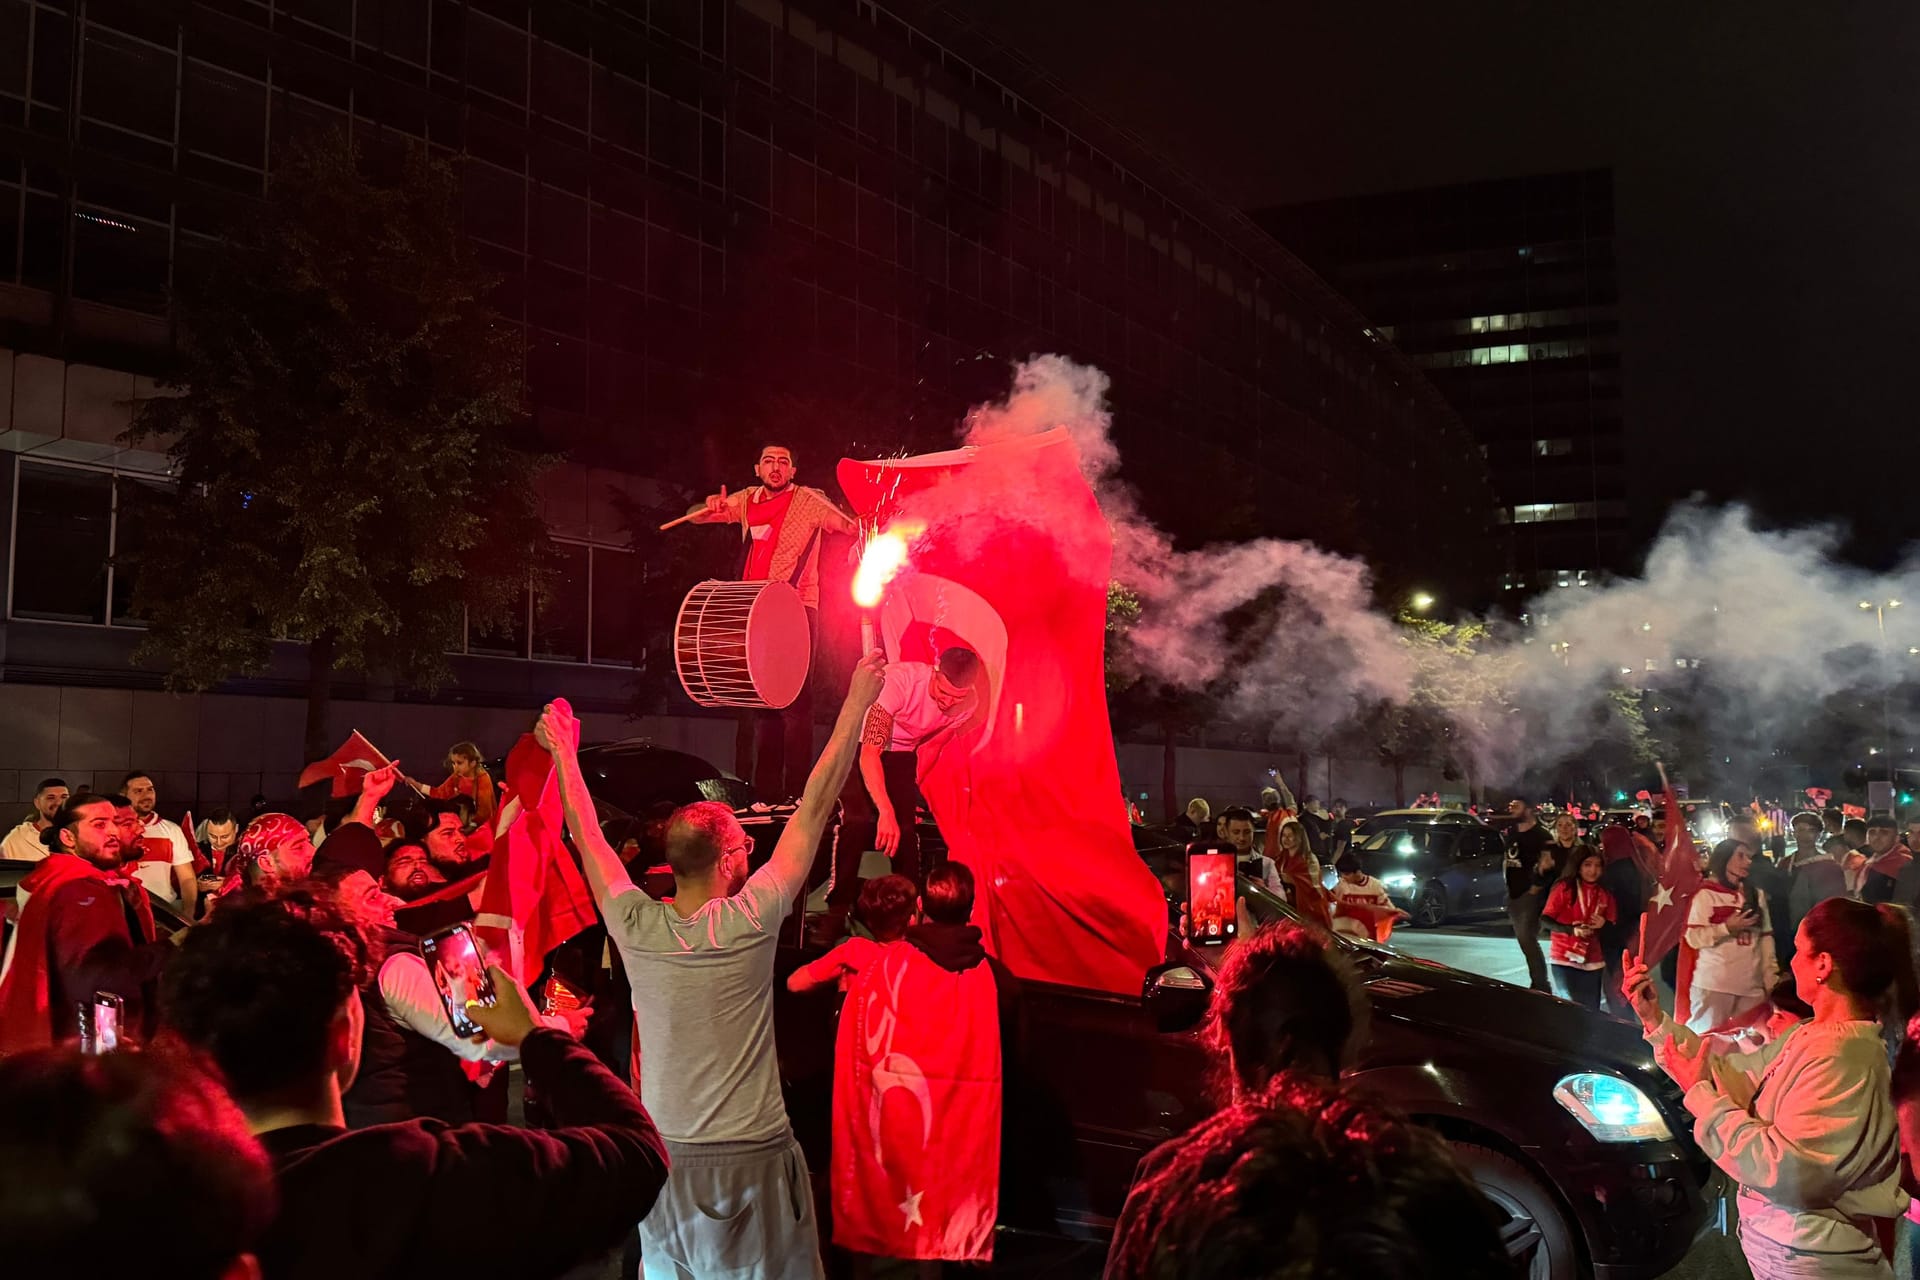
[787,875,918,994]
[1328,854,1405,943]
[1540,845,1616,1010]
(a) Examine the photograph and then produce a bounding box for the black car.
[1350,813,1511,926]
[774,869,1721,1280]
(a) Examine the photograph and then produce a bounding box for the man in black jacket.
[1501,800,1553,993]
[160,893,668,1280]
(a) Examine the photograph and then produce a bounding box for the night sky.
[970,1,1920,568]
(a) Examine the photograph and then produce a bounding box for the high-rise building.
[1258,170,1622,601]
[0,0,1490,793]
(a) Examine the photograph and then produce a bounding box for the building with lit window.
[1256,170,1622,599]
[0,0,1491,803]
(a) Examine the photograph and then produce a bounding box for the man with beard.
[2,777,67,862]
[121,770,197,919]
[685,443,859,801]
[538,654,885,1280]
[0,796,174,1051]
[383,845,447,901]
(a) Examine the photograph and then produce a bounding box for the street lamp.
[1863,599,1901,786]
[1410,591,1435,613]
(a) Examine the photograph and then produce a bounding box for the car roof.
[1365,808,1485,824]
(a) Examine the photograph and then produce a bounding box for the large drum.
[674,579,812,709]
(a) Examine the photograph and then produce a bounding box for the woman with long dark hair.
[1680,837,1776,1033]
[1624,898,1915,1278]
[1540,845,1616,1009]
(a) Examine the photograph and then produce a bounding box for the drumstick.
[658,512,698,531]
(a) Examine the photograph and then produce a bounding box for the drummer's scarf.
[741,484,840,607]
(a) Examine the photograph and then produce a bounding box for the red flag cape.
[0,857,155,1054]
[1264,823,1333,931]
[831,942,1001,1262]
[297,731,392,797]
[1635,780,1705,1019]
[1331,899,1403,943]
[474,723,597,985]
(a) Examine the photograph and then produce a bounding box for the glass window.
[82,26,176,141]
[467,14,528,105]
[533,541,589,662]
[183,63,267,167]
[109,477,169,626]
[12,463,112,623]
[469,586,530,658]
[590,545,640,666]
[71,205,170,314]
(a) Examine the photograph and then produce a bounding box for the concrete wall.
[0,681,1450,824]
[0,683,737,818]
[1115,742,1451,819]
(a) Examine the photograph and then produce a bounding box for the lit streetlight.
[1862,599,1902,787]
[1410,591,1435,613]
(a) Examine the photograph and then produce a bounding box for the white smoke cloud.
[950,356,1916,785]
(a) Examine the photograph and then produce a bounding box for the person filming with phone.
[158,892,668,1280]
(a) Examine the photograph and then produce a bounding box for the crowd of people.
[17,686,1920,1278]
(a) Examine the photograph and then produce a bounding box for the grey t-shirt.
[605,856,806,1145]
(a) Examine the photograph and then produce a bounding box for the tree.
[124,131,548,759]
[1357,614,1515,806]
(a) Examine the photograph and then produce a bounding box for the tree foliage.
[124,131,547,754]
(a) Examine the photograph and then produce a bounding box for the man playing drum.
[685,444,858,800]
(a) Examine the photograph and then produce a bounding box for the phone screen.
[1186,847,1239,945]
[80,992,124,1055]
[419,924,497,1038]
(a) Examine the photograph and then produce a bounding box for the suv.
[774,872,1719,1280]
[1351,817,1511,926]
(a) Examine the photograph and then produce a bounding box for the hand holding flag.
[298,731,394,797]
[1633,763,1707,1021]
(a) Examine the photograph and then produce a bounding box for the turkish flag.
[1633,780,1705,1014]
[473,717,597,985]
[297,731,392,797]
[1332,900,1404,944]
[831,942,1001,1262]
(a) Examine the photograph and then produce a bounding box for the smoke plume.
[954,355,1919,787]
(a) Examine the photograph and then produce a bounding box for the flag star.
[1650,884,1673,911]
[899,1189,924,1229]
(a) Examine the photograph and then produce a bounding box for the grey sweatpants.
[639,1131,824,1280]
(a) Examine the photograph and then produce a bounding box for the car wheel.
[1449,1142,1581,1280]
[1413,881,1450,928]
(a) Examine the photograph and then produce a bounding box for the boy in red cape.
[829,862,1008,1271]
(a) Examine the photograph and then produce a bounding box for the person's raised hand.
[465,965,539,1048]
[703,485,730,519]
[848,650,887,710]
[1621,952,1664,1031]
[362,761,400,805]
[1661,1028,1712,1093]
[534,699,580,758]
[1728,909,1760,936]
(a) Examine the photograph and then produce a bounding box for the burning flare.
[853,524,922,608]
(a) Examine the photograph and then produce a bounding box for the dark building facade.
[0,0,1491,798]
[1258,170,1622,601]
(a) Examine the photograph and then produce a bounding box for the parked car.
[1353,806,1488,839]
[774,869,1722,1280]
[1350,815,1510,926]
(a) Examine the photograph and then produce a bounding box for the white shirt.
[1650,1016,1906,1257]
[604,853,808,1145]
[376,951,522,1063]
[1331,874,1393,939]
[129,815,193,898]
[1685,881,1775,999]
[129,814,193,905]
[873,661,967,752]
[2,818,49,862]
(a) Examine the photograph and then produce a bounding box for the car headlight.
[1553,1073,1673,1142]
[1381,872,1418,890]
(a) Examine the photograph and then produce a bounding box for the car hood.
[1350,945,1659,1076]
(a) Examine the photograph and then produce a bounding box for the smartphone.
[419,923,497,1038]
[79,992,123,1055]
[1186,842,1239,945]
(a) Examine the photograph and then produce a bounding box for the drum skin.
[674,579,812,709]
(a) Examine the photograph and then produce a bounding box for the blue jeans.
[1550,965,1603,1010]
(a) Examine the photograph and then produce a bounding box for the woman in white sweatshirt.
[1623,897,1915,1278]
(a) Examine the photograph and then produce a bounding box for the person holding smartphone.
[538,654,886,1280]
[160,893,667,1280]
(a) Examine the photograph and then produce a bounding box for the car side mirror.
[1143,963,1211,1033]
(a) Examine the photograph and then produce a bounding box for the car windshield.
[1360,829,1426,856]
